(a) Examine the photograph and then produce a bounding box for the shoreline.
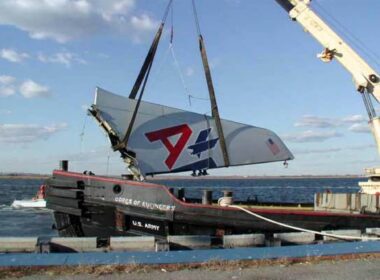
[0,174,365,180]
[0,175,50,180]
[149,175,365,180]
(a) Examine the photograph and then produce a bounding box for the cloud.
[0,75,16,85]
[19,80,51,98]
[0,123,67,143]
[348,144,376,150]
[62,146,114,162]
[0,48,29,63]
[0,76,52,99]
[130,14,157,31]
[128,14,160,43]
[37,52,86,67]
[348,123,371,133]
[294,114,367,129]
[0,86,16,97]
[294,147,342,155]
[0,0,158,43]
[294,115,338,128]
[293,144,375,155]
[282,130,343,143]
[348,159,380,165]
[341,114,367,124]
[0,75,17,97]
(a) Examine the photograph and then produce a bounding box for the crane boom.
[276,0,380,158]
[275,0,380,193]
[275,0,380,99]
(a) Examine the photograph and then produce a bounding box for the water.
[0,178,56,237]
[150,177,362,203]
[0,177,363,237]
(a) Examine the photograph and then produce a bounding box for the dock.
[1,229,380,268]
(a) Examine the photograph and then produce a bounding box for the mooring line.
[228,205,380,241]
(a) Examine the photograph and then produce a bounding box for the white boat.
[11,184,47,209]
[11,199,46,209]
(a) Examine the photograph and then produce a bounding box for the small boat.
[11,199,46,209]
[12,185,47,209]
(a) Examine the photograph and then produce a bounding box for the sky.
[1,0,380,177]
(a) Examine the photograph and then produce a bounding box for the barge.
[47,165,380,238]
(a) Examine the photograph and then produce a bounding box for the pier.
[0,241,380,267]
[1,229,380,267]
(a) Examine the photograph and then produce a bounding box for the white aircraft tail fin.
[93,87,294,175]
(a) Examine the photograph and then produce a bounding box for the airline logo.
[145,124,192,170]
[188,128,219,158]
[145,125,219,170]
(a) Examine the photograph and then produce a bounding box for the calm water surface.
[151,177,361,203]
[0,177,362,236]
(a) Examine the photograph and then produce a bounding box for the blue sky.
[1,0,380,176]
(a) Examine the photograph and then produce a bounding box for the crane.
[275,0,380,193]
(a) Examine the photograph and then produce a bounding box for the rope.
[79,113,89,156]
[170,45,194,105]
[105,134,112,175]
[170,0,174,44]
[148,45,171,89]
[228,204,380,241]
[168,2,209,107]
[161,0,174,23]
[188,95,209,101]
[191,0,202,36]
[145,1,208,108]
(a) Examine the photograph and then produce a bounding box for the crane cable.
[229,204,380,241]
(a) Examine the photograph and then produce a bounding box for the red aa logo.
[145,124,192,170]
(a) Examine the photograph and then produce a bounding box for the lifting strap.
[120,57,154,149]
[192,0,230,167]
[128,23,165,99]
[115,0,173,151]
